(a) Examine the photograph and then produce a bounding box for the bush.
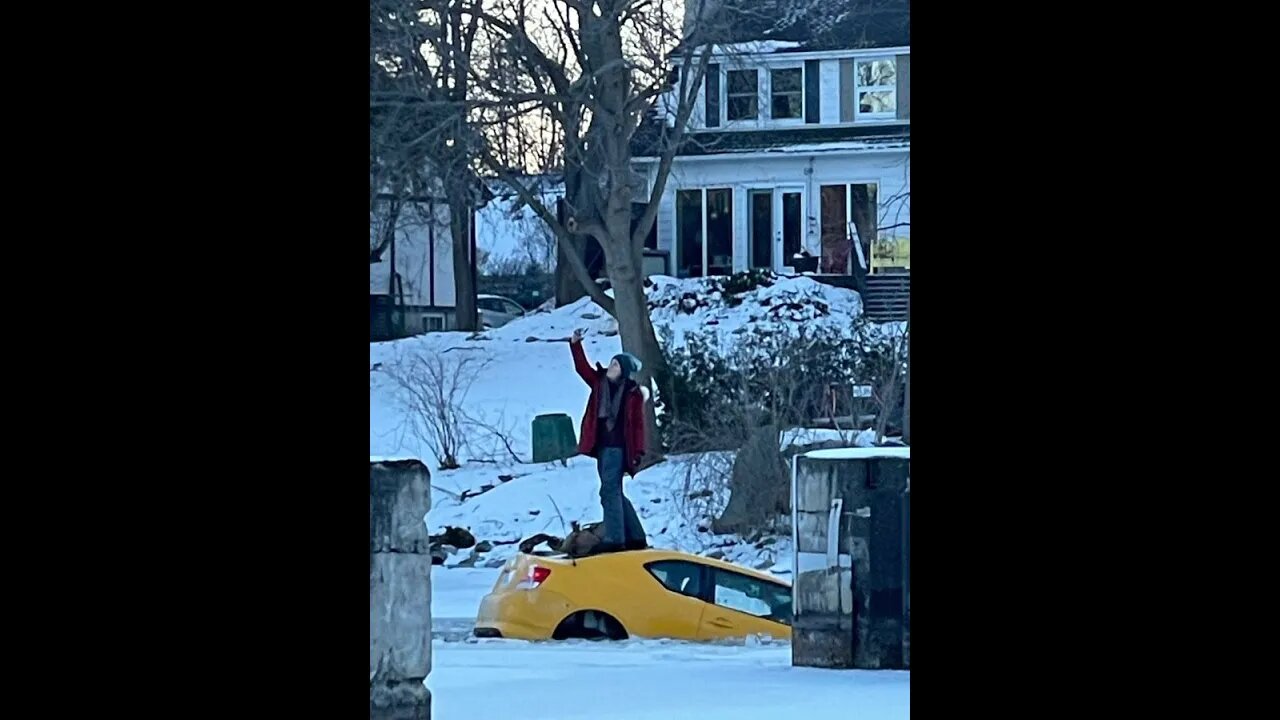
[660,318,908,534]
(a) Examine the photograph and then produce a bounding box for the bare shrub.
[378,349,491,470]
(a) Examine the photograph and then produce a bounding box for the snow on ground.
[426,454,794,581]
[371,274,866,466]
[376,273,882,622]
[432,567,501,620]
[646,274,864,349]
[429,637,909,720]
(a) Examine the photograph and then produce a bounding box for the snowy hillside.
[371,274,881,624]
[371,273,867,466]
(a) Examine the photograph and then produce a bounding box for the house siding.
[370,200,457,309]
[652,151,909,275]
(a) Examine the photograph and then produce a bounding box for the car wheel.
[552,610,627,641]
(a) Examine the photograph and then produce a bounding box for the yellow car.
[474,549,792,642]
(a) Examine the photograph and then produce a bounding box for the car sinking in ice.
[474,549,792,642]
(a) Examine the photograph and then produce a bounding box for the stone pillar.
[791,448,909,670]
[371,459,432,720]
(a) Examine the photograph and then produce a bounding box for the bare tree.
[371,0,484,332]
[460,0,739,461]
[866,320,909,444]
[378,350,492,470]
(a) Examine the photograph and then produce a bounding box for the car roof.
[535,548,790,587]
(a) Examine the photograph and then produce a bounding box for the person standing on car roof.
[568,328,648,553]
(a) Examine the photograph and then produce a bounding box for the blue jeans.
[597,447,646,546]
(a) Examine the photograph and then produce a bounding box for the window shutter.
[705,64,721,128]
[804,59,820,124]
[896,54,910,120]
[839,59,855,122]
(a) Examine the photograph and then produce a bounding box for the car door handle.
[710,617,734,628]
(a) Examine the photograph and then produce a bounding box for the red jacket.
[571,341,647,475]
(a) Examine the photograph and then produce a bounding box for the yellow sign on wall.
[871,236,910,271]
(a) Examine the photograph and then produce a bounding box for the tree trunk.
[598,193,668,462]
[903,305,911,444]
[555,198,590,306]
[451,198,478,331]
[713,422,788,535]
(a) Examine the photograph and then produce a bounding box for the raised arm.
[568,330,596,386]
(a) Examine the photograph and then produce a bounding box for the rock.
[430,526,476,550]
[706,549,726,560]
[754,557,775,570]
[581,312,601,320]
[498,475,515,483]
[687,489,713,501]
[430,546,449,565]
[526,336,539,343]
[528,509,541,516]
[650,497,663,503]
[484,557,507,568]
[755,536,777,549]
[475,541,494,553]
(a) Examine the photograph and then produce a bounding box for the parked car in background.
[476,294,527,329]
[475,549,792,641]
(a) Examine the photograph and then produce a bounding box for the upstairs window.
[770,68,803,119]
[856,58,897,119]
[726,69,758,121]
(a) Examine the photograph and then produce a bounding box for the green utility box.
[531,413,578,464]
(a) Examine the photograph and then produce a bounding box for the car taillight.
[517,565,551,590]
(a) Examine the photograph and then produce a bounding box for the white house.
[632,0,909,300]
[370,192,474,339]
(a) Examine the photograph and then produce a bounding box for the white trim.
[677,45,911,65]
[699,188,708,275]
[633,143,909,162]
[689,118,908,135]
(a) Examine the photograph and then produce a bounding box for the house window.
[726,69,758,121]
[422,313,445,332]
[712,569,792,625]
[676,190,703,277]
[855,58,896,118]
[819,183,879,275]
[770,68,803,119]
[676,188,734,278]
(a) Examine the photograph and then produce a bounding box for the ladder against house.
[862,273,910,322]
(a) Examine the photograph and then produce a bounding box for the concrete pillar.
[371,459,432,720]
[791,447,909,670]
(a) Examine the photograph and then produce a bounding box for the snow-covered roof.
[802,446,910,460]
[685,0,909,53]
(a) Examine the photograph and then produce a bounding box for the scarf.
[597,375,626,432]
